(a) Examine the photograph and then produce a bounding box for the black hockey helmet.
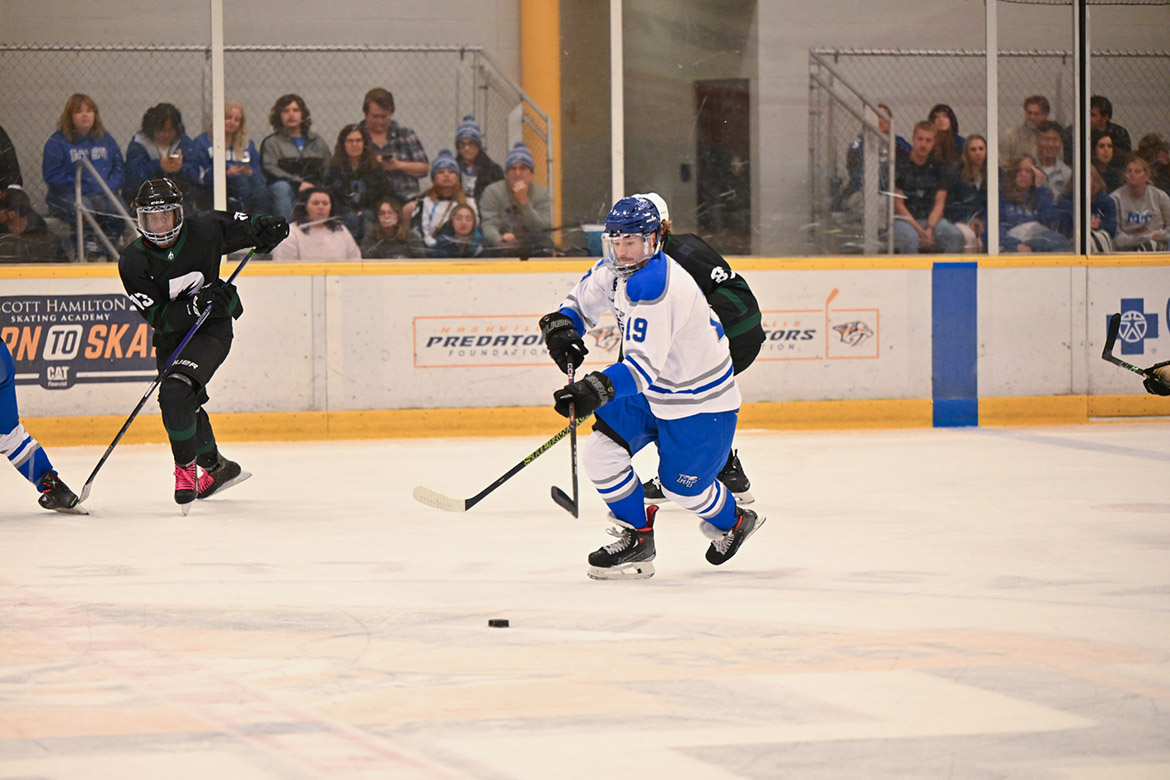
[134,177,184,246]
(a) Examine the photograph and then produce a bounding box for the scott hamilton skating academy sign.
[0,293,156,389]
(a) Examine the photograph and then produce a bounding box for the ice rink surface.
[2,422,1169,779]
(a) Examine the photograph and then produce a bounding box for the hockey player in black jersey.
[118,178,288,512]
[632,193,765,506]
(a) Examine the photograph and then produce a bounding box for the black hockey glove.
[191,280,239,320]
[1143,360,1170,396]
[553,371,614,418]
[251,214,289,253]
[539,312,588,375]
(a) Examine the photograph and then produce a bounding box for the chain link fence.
[0,44,549,260]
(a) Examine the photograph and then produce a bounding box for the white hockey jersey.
[557,251,741,420]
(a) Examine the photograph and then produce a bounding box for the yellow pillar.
[520,0,562,235]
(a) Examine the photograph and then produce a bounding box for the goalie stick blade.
[412,485,469,513]
[551,485,579,518]
[1101,312,1152,377]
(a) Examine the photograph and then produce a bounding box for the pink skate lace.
[197,468,216,495]
[173,463,197,492]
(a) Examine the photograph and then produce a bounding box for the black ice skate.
[717,449,755,505]
[37,470,88,515]
[174,461,198,514]
[587,505,658,580]
[197,455,251,500]
[641,476,666,504]
[703,506,765,566]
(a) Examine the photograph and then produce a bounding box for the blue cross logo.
[1116,298,1159,356]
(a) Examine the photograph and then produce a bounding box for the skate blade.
[197,470,252,499]
[587,561,656,580]
[54,503,89,515]
[179,502,192,516]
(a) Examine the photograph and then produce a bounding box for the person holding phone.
[124,103,208,212]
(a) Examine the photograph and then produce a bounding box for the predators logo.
[591,325,622,352]
[832,320,873,347]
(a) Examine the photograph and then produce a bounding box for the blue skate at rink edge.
[1,422,1168,779]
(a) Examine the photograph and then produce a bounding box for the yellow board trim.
[25,397,1166,448]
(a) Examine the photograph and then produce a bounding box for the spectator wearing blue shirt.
[195,100,268,214]
[41,93,128,255]
[124,103,208,212]
[998,155,1069,253]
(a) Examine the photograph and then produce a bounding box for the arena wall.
[3,255,1166,446]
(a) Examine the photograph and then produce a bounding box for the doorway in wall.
[694,78,750,254]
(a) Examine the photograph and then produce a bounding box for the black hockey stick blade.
[1101,312,1152,378]
[413,413,593,513]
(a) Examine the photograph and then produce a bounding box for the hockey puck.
[488,618,510,628]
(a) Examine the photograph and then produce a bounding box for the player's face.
[142,210,175,235]
[364,104,392,134]
[305,192,332,223]
[72,105,95,135]
[611,234,649,266]
[280,102,303,133]
[224,108,242,139]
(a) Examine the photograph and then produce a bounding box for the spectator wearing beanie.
[411,149,476,251]
[479,141,554,257]
[454,115,504,203]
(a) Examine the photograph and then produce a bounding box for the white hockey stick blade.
[412,485,468,513]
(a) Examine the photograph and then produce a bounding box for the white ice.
[2,422,1169,779]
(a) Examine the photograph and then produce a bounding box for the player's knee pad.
[158,374,199,421]
[662,479,730,521]
[583,429,642,503]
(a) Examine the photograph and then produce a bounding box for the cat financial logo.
[1115,298,1160,356]
[0,294,156,389]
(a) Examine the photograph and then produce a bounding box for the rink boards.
[1,254,1168,443]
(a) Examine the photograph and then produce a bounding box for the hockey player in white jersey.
[540,196,764,579]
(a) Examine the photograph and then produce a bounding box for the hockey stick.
[412,412,593,513]
[1101,312,1154,378]
[550,362,581,517]
[78,249,257,503]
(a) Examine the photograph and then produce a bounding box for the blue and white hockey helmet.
[602,195,662,277]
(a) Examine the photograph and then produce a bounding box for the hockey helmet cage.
[134,177,184,246]
[602,195,662,278]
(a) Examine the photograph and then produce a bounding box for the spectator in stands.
[324,123,391,244]
[431,203,486,258]
[260,93,331,221]
[1136,133,1170,193]
[998,155,1069,253]
[360,196,416,259]
[928,103,964,171]
[0,124,22,189]
[271,187,360,261]
[1090,95,1132,156]
[1092,131,1125,193]
[0,187,66,262]
[41,93,127,257]
[1000,95,1049,168]
[945,133,988,252]
[1034,120,1071,200]
[842,103,909,206]
[1111,157,1170,252]
[892,121,964,254]
[479,142,554,257]
[1056,167,1117,253]
[124,103,208,212]
[409,149,475,252]
[195,100,268,214]
[359,87,429,205]
[454,115,504,203]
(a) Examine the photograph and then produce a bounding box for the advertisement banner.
[0,293,155,390]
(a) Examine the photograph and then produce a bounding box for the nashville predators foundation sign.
[0,293,156,389]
